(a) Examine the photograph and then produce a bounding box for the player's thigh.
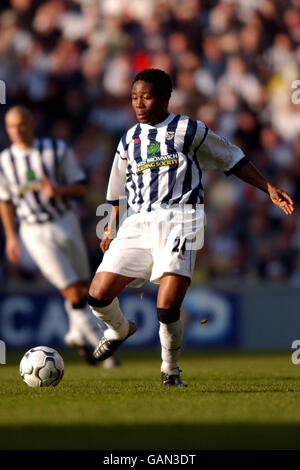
[67,231,90,282]
[151,243,197,287]
[61,212,91,281]
[98,237,153,279]
[157,273,190,310]
[19,223,78,289]
[150,207,202,285]
[89,271,135,300]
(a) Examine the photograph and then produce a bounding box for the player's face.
[5,111,35,145]
[131,81,169,125]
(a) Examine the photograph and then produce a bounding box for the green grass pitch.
[1,349,300,450]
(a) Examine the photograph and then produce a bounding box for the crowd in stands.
[0,0,300,285]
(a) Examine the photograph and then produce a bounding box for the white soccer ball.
[20,346,64,388]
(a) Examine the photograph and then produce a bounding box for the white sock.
[90,297,129,341]
[159,319,183,375]
[65,301,103,348]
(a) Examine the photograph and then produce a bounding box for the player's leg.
[62,279,123,368]
[88,271,135,339]
[56,212,114,365]
[87,272,139,361]
[151,207,203,385]
[60,281,103,348]
[88,215,154,360]
[156,273,190,386]
[19,218,102,365]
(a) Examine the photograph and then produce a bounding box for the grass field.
[1,349,300,450]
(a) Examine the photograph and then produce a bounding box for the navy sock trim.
[87,294,113,308]
[72,298,87,309]
[157,307,180,324]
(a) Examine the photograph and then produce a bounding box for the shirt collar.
[139,113,175,129]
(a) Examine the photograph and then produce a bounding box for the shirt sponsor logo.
[136,153,178,173]
[17,184,38,196]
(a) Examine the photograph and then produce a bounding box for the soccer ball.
[20,346,64,388]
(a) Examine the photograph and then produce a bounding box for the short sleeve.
[0,169,11,202]
[59,145,86,184]
[106,139,128,205]
[196,127,248,174]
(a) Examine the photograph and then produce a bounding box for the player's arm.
[36,174,86,199]
[232,161,294,215]
[0,201,21,263]
[100,138,128,253]
[100,205,120,253]
[196,126,294,215]
[36,144,87,199]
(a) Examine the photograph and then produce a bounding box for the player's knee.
[88,281,114,303]
[87,293,113,308]
[157,307,180,324]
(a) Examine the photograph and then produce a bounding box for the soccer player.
[0,106,118,368]
[87,69,294,386]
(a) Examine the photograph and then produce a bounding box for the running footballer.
[0,106,119,368]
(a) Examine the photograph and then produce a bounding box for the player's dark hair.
[132,69,173,98]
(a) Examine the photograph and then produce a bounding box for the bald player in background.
[0,106,119,368]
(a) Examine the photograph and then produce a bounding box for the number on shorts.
[172,237,186,255]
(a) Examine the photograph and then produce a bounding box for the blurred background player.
[0,105,119,368]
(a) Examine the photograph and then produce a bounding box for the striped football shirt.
[106,113,248,212]
[0,138,86,224]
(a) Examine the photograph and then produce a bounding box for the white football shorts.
[97,206,205,287]
[19,210,90,289]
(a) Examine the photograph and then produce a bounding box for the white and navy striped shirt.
[0,138,86,224]
[106,113,248,212]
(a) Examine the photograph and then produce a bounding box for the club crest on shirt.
[166,131,175,140]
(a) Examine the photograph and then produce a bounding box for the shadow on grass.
[1,423,300,450]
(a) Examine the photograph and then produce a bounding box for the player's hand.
[100,231,114,253]
[267,184,294,215]
[35,175,57,199]
[6,236,21,264]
